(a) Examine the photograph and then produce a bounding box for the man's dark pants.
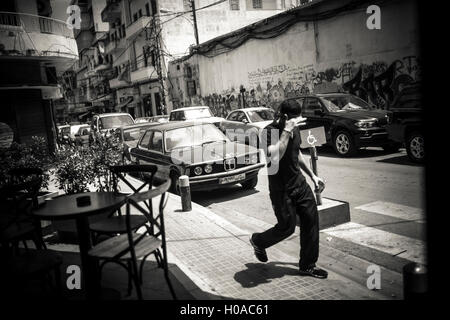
[252,179,319,269]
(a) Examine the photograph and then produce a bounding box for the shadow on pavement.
[233,262,299,288]
[376,155,423,167]
[192,185,259,206]
[307,145,403,159]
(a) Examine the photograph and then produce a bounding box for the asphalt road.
[190,146,426,297]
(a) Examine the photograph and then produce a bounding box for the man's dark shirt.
[260,122,306,195]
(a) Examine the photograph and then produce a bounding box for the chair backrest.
[4,168,43,210]
[108,165,157,194]
[125,178,171,259]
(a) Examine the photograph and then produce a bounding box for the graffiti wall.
[167,0,420,117]
[175,55,420,116]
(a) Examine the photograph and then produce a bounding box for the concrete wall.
[168,0,420,116]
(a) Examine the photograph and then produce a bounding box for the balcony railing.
[0,11,74,38]
[130,60,158,83]
[126,15,153,40]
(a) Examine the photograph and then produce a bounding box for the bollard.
[309,146,322,205]
[179,175,192,212]
[403,262,427,300]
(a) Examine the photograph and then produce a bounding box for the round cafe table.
[33,192,127,300]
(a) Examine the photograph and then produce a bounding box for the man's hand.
[312,175,325,192]
[284,116,306,133]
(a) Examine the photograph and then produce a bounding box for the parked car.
[74,126,91,146]
[129,121,264,194]
[169,106,224,127]
[287,93,399,156]
[115,122,162,163]
[69,124,89,144]
[57,124,70,144]
[220,107,275,146]
[386,84,424,163]
[90,113,135,143]
[135,115,169,124]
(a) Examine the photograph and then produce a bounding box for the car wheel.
[383,142,402,153]
[170,171,181,195]
[406,132,425,163]
[333,130,356,157]
[241,176,258,190]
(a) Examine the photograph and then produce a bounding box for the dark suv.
[288,93,398,156]
[385,84,424,163]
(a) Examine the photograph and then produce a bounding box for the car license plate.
[219,173,246,184]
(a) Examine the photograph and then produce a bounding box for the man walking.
[250,99,328,279]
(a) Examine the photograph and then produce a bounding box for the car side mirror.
[242,118,249,124]
[75,133,80,137]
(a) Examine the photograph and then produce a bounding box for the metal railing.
[0,11,74,38]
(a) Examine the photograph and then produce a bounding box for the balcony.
[105,37,126,54]
[126,16,152,40]
[101,0,121,23]
[0,12,77,60]
[130,60,158,83]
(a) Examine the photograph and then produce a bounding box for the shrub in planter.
[53,144,96,194]
[89,134,124,192]
[0,136,53,190]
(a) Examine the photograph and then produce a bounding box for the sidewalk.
[121,175,391,300]
[44,174,394,300]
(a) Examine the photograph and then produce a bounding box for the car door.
[135,130,171,181]
[302,97,333,142]
[227,111,249,144]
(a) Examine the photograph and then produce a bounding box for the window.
[303,98,324,115]
[133,13,138,21]
[121,24,126,38]
[138,9,142,18]
[236,112,248,123]
[139,130,152,148]
[230,0,239,10]
[151,0,157,16]
[183,0,192,11]
[145,3,150,16]
[149,131,163,152]
[227,111,239,121]
[252,0,262,9]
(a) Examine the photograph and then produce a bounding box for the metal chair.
[89,165,157,244]
[88,177,176,300]
[0,168,46,254]
[0,168,62,298]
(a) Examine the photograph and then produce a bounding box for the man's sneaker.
[249,236,268,262]
[299,267,328,279]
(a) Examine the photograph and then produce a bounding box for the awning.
[117,97,133,109]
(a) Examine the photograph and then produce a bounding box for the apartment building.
[0,0,78,149]
[100,0,289,116]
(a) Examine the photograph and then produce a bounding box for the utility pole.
[190,0,199,46]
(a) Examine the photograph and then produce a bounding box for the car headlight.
[355,120,376,128]
[204,164,213,174]
[194,166,203,176]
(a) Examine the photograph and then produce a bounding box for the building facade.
[98,0,290,117]
[61,0,114,123]
[0,0,79,149]
[167,0,420,117]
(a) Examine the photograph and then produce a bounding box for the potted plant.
[0,136,58,204]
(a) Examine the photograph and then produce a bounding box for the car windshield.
[71,125,88,135]
[321,95,372,111]
[122,128,144,141]
[165,124,228,152]
[247,110,275,122]
[320,98,341,112]
[181,108,213,120]
[99,115,134,129]
[61,127,70,134]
